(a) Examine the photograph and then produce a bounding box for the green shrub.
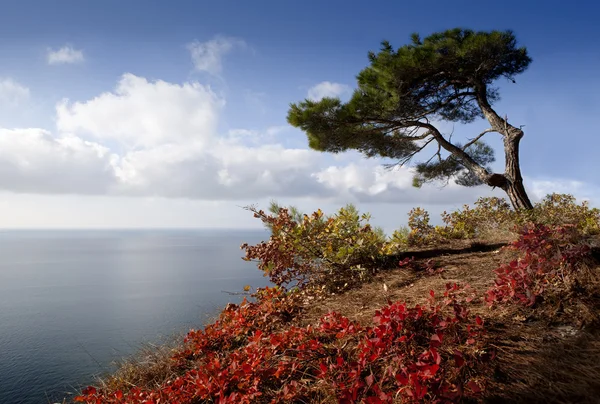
[407,207,440,246]
[381,226,410,254]
[440,197,516,240]
[243,194,598,294]
[528,193,600,235]
[242,204,388,293]
[437,193,599,241]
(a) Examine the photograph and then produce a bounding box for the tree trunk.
[484,130,533,210]
[422,120,533,210]
[505,180,532,210]
[475,84,533,211]
[502,131,533,210]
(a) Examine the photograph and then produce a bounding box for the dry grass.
[301,240,514,326]
[486,325,600,403]
[481,255,600,403]
[93,335,187,394]
[86,308,229,395]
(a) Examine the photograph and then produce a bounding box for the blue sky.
[0,0,598,231]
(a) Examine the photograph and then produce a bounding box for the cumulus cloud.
[0,78,30,106]
[47,45,85,65]
[187,36,246,75]
[315,164,412,196]
[1,72,576,208]
[56,74,222,148]
[0,73,332,199]
[106,139,329,200]
[0,128,115,194]
[307,81,351,101]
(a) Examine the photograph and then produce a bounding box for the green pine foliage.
[288,28,534,209]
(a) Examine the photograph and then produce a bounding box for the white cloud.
[187,36,246,75]
[2,73,585,211]
[307,81,351,101]
[314,164,412,196]
[313,163,499,204]
[0,78,30,106]
[0,128,115,194]
[47,45,85,65]
[56,74,223,148]
[108,139,327,200]
[529,178,600,205]
[530,179,583,200]
[0,74,328,199]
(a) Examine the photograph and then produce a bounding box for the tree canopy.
[288,28,534,210]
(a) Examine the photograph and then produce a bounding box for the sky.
[0,0,598,232]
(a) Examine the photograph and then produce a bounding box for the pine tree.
[288,28,533,210]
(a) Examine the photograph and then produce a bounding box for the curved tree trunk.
[475,84,533,211]
[501,131,533,210]
[505,180,533,210]
[482,130,533,210]
[422,119,533,211]
[420,82,534,211]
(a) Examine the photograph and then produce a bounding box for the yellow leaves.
[245,202,389,293]
[438,196,516,240]
[422,193,599,243]
[531,193,600,236]
[406,207,441,246]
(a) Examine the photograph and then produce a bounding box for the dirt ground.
[299,239,600,403]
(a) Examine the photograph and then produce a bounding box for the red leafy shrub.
[316,283,489,403]
[240,207,316,289]
[75,284,493,404]
[177,287,303,362]
[486,224,591,307]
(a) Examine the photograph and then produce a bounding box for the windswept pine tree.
[288,29,534,210]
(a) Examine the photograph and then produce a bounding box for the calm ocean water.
[0,229,271,404]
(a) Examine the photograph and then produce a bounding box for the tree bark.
[475,84,533,210]
[505,180,533,210]
[500,131,533,210]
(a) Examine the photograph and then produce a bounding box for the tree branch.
[360,117,432,140]
[419,91,476,117]
[417,121,491,183]
[397,136,434,166]
[422,141,443,166]
[474,84,523,140]
[463,128,496,150]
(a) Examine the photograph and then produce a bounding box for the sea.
[0,229,271,404]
